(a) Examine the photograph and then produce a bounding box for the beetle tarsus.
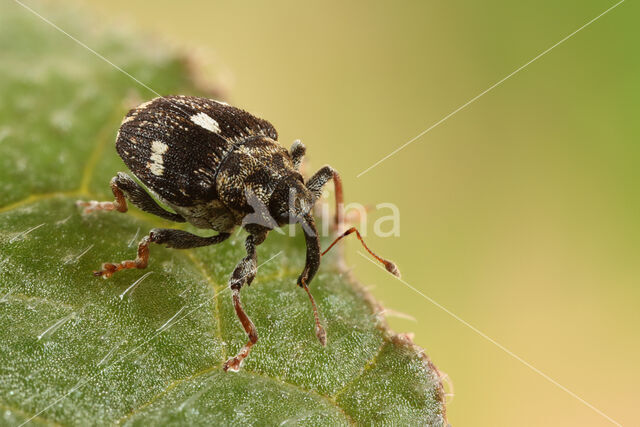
[94,236,150,278]
[76,177,128,214]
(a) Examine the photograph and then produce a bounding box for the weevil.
[77,95,400,371]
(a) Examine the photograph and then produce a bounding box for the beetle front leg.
[307,167,401,278]
[223,232,266,372]
[306,165,344,232]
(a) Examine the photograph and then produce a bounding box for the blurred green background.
[54,0,639,425]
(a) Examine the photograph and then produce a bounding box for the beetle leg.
[223,232,266,372]
[223,288,258,372]
[94,229,230,278]
[307,167,401,278]
[76,175,127,214]
[95,235,150,279]
[295,214,327,346]
[301,279,326,346]
[77,172,185,223]
[322,226,400,278]
[306,165,344,233]
[330,169,344,233]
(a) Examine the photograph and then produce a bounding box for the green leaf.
[0,3,447,425]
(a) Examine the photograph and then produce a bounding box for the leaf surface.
[0,3,447,425]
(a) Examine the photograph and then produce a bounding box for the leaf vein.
[114,364,221,425]
[79,105,126,194]
[0,401,62,427]
[0,192,82,214]
[331,340,387,401]
[243,368,356,426]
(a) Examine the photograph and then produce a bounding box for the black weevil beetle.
[77,95,400,371]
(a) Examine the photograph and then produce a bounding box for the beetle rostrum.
[77,95,400,371]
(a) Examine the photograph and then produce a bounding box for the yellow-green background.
[81,1,638,425]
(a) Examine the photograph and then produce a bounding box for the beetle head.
[268,175,315,227]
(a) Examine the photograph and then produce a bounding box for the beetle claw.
[223,356,242,372]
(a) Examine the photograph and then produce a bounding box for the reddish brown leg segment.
[94,236,150,278]
[302,280,326,346]
[331,170,344,233]
[223,232,265,372]
[223,288,258,372]
[329,171,372,231]
[76,178,127,214]
[77,172,186,222]
[322,227,401,278]
[94,229,230,279]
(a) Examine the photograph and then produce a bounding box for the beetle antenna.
[322,227,400,278]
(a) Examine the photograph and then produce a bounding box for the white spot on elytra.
[190,112,220,133]
[149,140,169,176]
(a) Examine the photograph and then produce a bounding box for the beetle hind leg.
[77,172,185,223]
[76,175,127,214]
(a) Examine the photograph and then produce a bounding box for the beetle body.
[117,96,300,233]
[78,95,398,371]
